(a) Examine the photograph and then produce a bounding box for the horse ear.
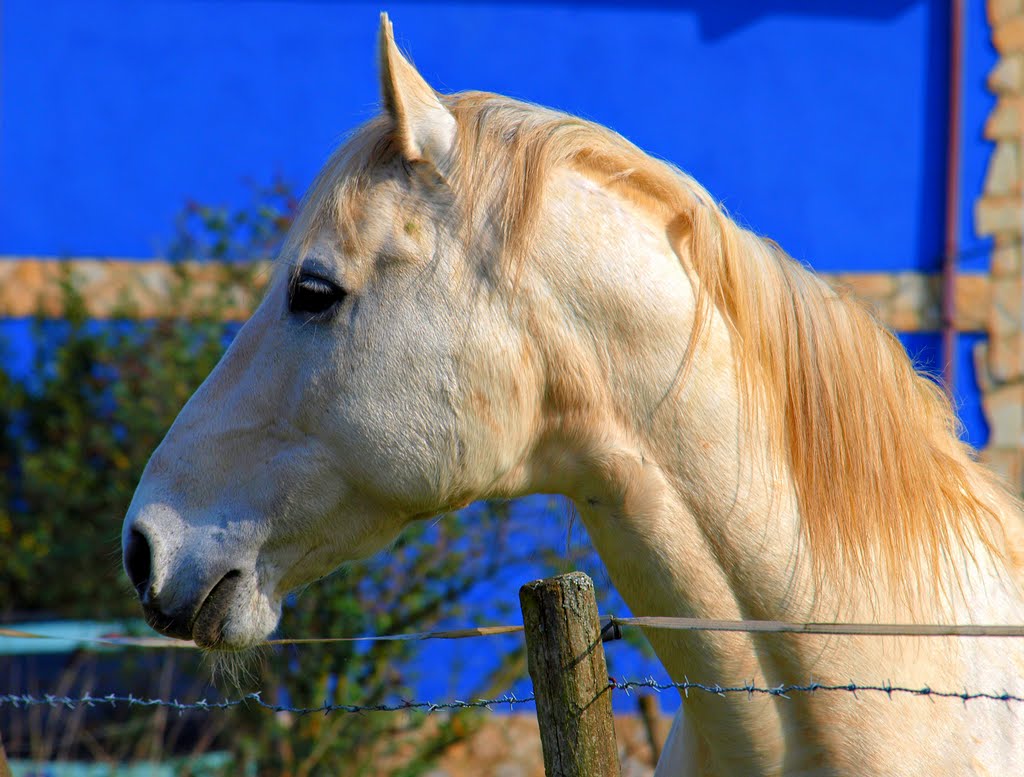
[378,13,456,168]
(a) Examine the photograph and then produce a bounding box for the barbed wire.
[611,678,1024,704]
[0,690,534,715]
[4,677,1023,716]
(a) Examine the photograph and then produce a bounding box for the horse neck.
[512,167,822,769]
[521,166,1021,620]
[513,166,1024,772]
[520,168,813,619]
[497,150,1024,771]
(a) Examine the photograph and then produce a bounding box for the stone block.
[984,97,1024,140]
[837,272,896,301]
[976,196,1024,236]
[981,382,1024,448]
[984,141,1022,195]
[990,277,1024,335]
[823,273,885,323]
[990,0,1024,26]
[988,333,1024,382]
[994,17,1024,53]
[0,259,58,317]
[989,53,1024,94]
[992,239,1023,276]
[975,340,995,393]
[0,257,270,320]
[887,307,928,333]
[889,273,940,331]
[955,274,992,332]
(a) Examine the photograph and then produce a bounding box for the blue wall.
[1,0,984,273]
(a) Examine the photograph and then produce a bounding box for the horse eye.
[288,271,346,316]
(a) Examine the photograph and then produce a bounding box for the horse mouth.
[191,570,243,649]
[142,604,194,642]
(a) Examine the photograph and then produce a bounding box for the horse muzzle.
[124,524,244,648]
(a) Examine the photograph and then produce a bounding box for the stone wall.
[975,0,1024,492]
[0,257,993,332]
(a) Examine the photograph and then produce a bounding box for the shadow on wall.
[392,0,923,39]
[212,0,952,270]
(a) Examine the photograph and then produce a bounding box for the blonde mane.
[291,90,1014,597]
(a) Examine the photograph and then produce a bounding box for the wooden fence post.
[0,728,12,777]
[519,572,620,777]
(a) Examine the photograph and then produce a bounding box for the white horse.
[123,16,1024,775]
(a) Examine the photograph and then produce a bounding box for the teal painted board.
[8,754,234,777]
[0,620,150,655]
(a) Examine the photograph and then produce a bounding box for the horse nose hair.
[124,528,153,599]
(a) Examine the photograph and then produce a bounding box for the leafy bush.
[0,179,295,618]
[0,270,245,618]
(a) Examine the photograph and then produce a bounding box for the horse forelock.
[287,89,1018,602]
[281,115,399,274]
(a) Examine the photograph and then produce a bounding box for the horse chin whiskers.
[203,641,268,695]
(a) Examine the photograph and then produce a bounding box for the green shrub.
[0,269,244,618]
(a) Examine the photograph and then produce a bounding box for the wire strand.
[3,678,1023,717]
[6,615,1024,651]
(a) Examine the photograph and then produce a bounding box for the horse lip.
[191,570,243,649]
[142,601,194,642]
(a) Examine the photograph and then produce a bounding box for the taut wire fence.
[3,678,1024,718]
[4,609,1024,715]
[6,613,1024,648]
[6,572,1024,777]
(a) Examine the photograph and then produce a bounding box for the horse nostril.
[125,528,153,598]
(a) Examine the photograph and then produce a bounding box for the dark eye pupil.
[289,272,344,315]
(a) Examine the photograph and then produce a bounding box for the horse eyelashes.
[288,271,347,316]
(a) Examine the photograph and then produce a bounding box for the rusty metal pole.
[519,572,621,777]
[942,0,964,395]
[638,694,664,764]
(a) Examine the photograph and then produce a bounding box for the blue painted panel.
[898,331,990,448]
[3,0,948,271]
[960,0,998,272]
[0,320,38,383]
[952,334,991,449]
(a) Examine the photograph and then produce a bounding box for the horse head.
[123,16,551,649]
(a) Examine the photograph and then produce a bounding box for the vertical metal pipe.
[942,0,964,396]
